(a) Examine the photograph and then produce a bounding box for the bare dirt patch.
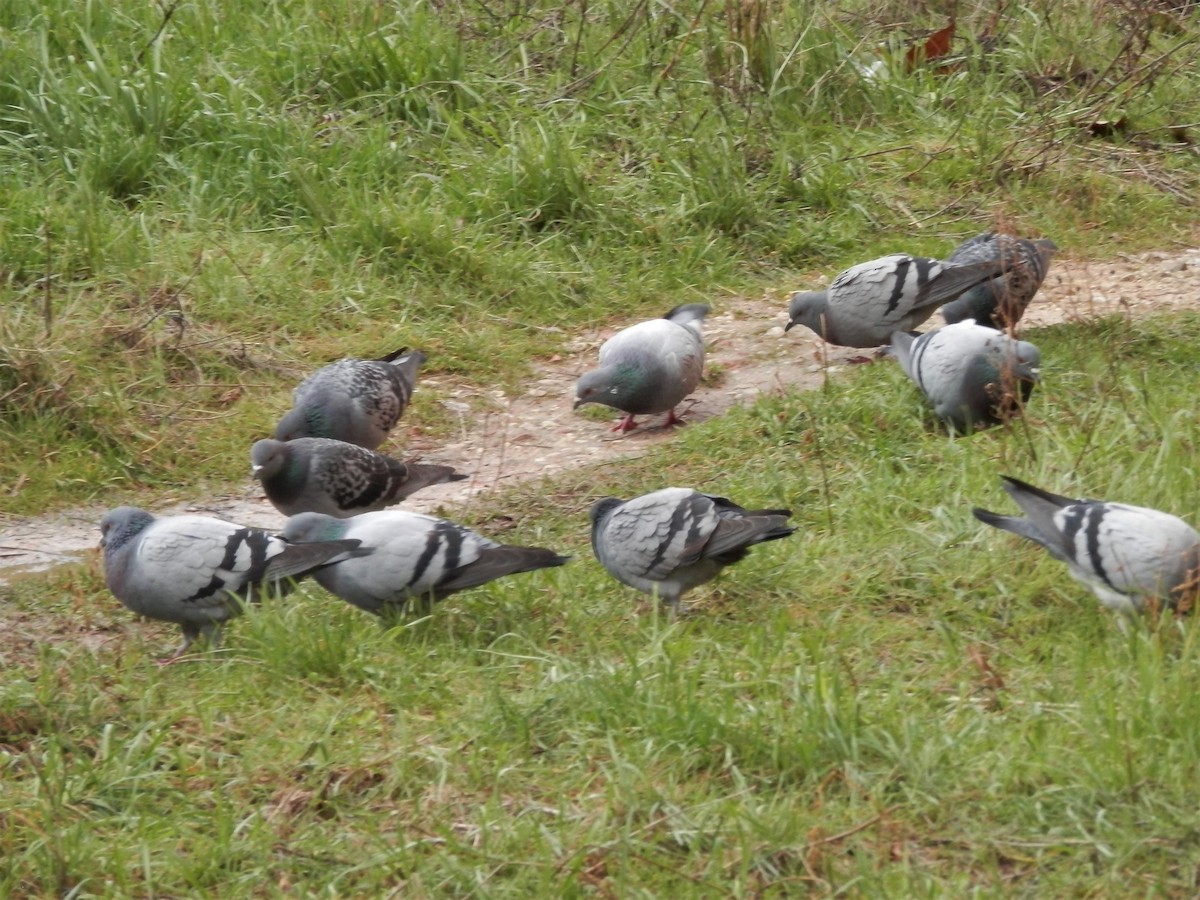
[2,246,1198,583]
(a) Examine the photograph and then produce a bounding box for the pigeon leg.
[661,407,687,428]
[610,413,640,433]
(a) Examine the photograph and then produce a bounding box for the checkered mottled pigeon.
[99,506,363,660]
[280,510,570,616]
[589,487,796,612]
[973,476,1200,618]
[941,232,1058,329]
[891,321,1040,432]
[251,437,466,518]
[574,304,708,432]
[274,347,425,449]
[785,254,1006,348]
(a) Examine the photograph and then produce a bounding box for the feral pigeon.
[890,321,1040,432]
[274,347,425,449]
[942,232,1058,329]
[574,304,709,433]
[280,510,570,616]
[589,487,796,612]
[973,476,1200,618]
[99,506,363,660]
[251,437,466,518]
[784,254,1007,348]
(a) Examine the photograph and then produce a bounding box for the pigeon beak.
[251,465,264,479]
[572,397,585,410]
[783,320,796,333]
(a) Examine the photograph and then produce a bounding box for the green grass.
[7,312,1200,894]
[5,0,1200,892]
[2,0,1200,511]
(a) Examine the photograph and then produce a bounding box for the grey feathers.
[973,477,1200,617]
[251,437,465,518]
[575,303,708,432]
[891,321,1040,432]
[274,347,425,449]
[942,233,1057,329]
[785,254,1006,348]
[590,487,796,611]
[99,506,362,659]
[281,510,570,616]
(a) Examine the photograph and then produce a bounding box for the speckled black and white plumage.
[589,488,796,611]
[251,437,465,518]
[973,477,1200,618]
[942,232,1058,329]
[891,321,1040,432]
[280,510,570,616]
[784,254,1005,348]
[574,303,708,432]
[99,506,362,659]
[273,347,425,449]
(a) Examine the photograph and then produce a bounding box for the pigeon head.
[784,291,829,336]
[250,439,292,482]
[574,365,641,411]
[99,506,155,553]
[281,512,347,544]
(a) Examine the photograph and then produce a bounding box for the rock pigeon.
[251,437,466,518]
[784,254,1007,348]
[941,232,1058,329]
[589,488,796,612]
[890,320,1040,432]
[574,304,709,432]
[274,347,426,449]
[280,510,570,616]
[973,476,1200,618]
[99,506,363,660]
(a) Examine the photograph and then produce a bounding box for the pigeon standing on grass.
[99,506,364,661]
[281,510,570,617]
[274,347,426,449]
[251,437,466,518]
[941,232,1058,329]
[589,488,797,613]
[890,321,1041,432]
[972,476,1200,619]
[574,304,709,433]
[784,254,1007,349]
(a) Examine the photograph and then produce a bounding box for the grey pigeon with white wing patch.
[99,506,363,660]
[574,303,708,433]
[251,437,466,518]
[589,487,796,612]
[281,510,570,617]
[941,232,1058,329]
[784,253,1007,348]
[973,476,1200,619]
[274,347,425,449]
[891,320,1040,432]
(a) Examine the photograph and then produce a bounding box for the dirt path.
[2,245,1198,584]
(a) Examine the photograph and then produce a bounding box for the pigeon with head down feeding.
[99,506,363,661]
[973,476,1200,620]
[281,510,570,617]
[274,346,425,449]
[890,320,1041,433]
[785,253,1007,349]
[251,437,466,518]
[589,487,796,613]
[941,232,1058,330]
[574,304,709,433]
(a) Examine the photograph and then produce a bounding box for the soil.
[2,245,1198,585]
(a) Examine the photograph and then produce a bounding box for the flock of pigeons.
[97,230,1200,661]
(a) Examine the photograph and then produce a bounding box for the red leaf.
[905,19,956,72]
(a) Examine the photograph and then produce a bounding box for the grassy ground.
[7,312,1200,895]
[5,0,1200,894]
[2,0,1199,512]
